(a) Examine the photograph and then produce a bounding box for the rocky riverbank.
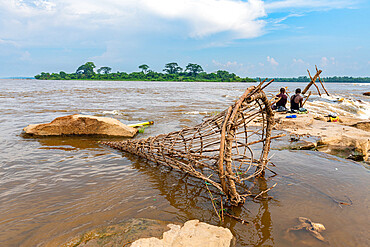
[273,112,370,162]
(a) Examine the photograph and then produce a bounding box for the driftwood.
[102,82,276,205]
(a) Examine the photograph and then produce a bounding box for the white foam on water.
[102,110,122,115]
[184,111,209,115]
[306,94,370,119]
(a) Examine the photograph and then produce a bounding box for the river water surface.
[0,79,369,246]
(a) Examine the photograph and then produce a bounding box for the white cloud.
[265,0,357,11]
[0,38,19,46]
[212,60,245,70]
[267,56,279,66]
[292,58,310,66]
[20,51,31,61]
[211,60,257,75]
[143,0,266,38]
[321,57,328,66]
[0,0,267,40]
[293,58,305,64]
[0,0,360,45]
[321,56,335,67]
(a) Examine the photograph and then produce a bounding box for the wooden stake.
[302,69,322,95]
[315,65,330,96]
[302,91,311,107]
[307,70,321,96]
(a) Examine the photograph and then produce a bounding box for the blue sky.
[0,0,369,77]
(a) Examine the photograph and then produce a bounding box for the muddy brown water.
[0,79,369,246]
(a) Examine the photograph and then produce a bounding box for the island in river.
[34,61,370,83]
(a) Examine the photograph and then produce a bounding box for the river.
[0,79,369,246]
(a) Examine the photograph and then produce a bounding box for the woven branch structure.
[103,83,276,205]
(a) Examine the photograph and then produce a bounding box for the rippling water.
[0,79,369,246]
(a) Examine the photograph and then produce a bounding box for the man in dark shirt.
[272,87,288,111]
[291,88,303,111]
[276,87,288,108]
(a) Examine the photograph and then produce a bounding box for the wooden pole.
[302,69,322,95]
[307,70,321,96]
[302,91,311,107]
[315,65,330,96]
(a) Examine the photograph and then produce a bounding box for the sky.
[0,0,369,78]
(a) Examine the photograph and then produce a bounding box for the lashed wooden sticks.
[102,83,277,206]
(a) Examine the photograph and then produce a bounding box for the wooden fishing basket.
[103,82,276,205]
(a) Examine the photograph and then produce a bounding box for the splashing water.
[306,94,370,119]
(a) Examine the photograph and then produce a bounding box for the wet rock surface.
[131,219,234,247]
[61,218,172,247]
[61,219,233,247]
[23,114,137,137]
[274,113,370,161]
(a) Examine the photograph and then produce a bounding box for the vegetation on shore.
[34,61,370,83]
[273,76,370,83]
[35,62,256,82]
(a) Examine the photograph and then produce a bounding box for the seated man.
[290,88,303,111]
[273,88,288,111]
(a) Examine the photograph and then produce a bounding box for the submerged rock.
[23,114,137,137]
[61,218,172,247]
[61,219,234,247]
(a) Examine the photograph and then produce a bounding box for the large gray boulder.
[23,114,137,137]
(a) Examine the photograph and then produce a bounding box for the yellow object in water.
[128,121,154,128]
[336,97,345,102]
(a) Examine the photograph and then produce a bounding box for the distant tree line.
[35,62,256,82]
[272,76,370,83]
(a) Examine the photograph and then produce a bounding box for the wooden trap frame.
[103,81,279,205]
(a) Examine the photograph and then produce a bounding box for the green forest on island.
[35,62,256,82]
[34,61,370,83]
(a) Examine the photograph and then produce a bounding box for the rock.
[313,115,326,121]
[131,220,234,247]
[363,92,370,96]
[347,153,364,161]
[351,121,370,132]
[290,140,317,150]
[318,131,370,161]
[60,219,234,247]
[275,114,314,130]
[61,218,174,247]
[23,114,137,137]
[274,113,370,161]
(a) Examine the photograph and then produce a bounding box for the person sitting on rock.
[272,87,288,112]
[290,88,303,111]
